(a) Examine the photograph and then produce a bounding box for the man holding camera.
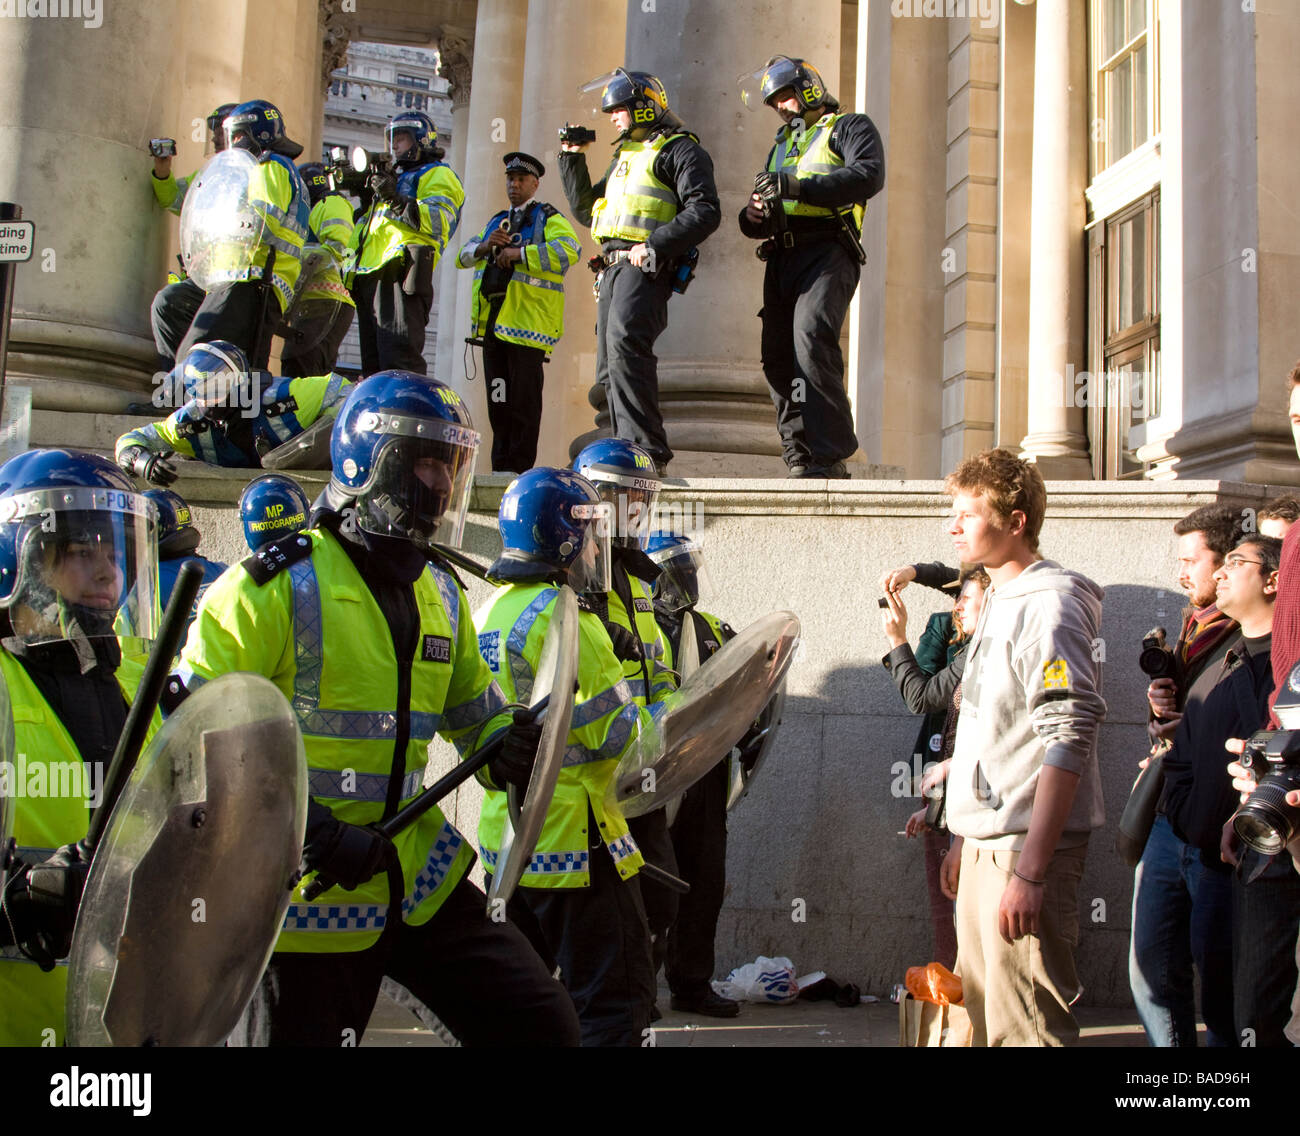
[559,70,720,474]
[458,153,580,473]
[737,56,884,479]
[350,111,464,375]
[1129,504,1243,1046]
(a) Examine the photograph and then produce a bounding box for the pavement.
[361,986,1153,1047]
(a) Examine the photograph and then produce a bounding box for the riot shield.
[66,673,307,1047]
[259,412,336,470]
[727,679,787,811]
[275,245,346,357]
[179,148,268,291]
[486,585,579,912]
[0,673,14,890]
[613,611,800,819]
[663,615,698,828]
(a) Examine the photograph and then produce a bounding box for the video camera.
[326,145,390,197]
[558,123,597,146]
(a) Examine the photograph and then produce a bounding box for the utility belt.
[588,245,699,298]
[757,217,866,265]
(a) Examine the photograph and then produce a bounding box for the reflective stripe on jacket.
[590,133,686,244]
[768,112,865,230]
[474,583,648,888]
[458,202,579,353]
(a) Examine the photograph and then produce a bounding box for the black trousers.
[1232,859,1300,1047]
[230,873,580,1047]
[627,808,680,979]
[150,277,205,369]
[353,257,431,375]
[482,295,545,473]
[665,757,729,998]
[497,833,656,1047]
[281,303,355,378]
[760,239,861,469]
[596,260,674,467]
[176,279,278,368]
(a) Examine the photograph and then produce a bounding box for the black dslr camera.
[1138,626,1180,684]
[558,123,597,146]
[1231,661,1300,856]
[326,146,370,197]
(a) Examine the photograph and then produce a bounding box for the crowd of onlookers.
[871,362,1300,1047]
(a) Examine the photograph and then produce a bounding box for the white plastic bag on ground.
[712,956,799,1004]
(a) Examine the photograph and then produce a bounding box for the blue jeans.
[1129,815,1236,1046]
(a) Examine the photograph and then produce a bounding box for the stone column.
[1018,0,1092,477]
[616,0,843,476]
[852,0,949,477]
[515,0,626,470]
[432,30,473,392]
[441,1,527,474]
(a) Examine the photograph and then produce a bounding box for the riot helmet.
[296,162,330,208]
[580,69,672,138]
[0,450,160,648]
[239,474,310,554]
[142,488,201,559]
[492,468,612,593]
[737,55,834,114]
[205,102,238,153]
[572,438,661,551]
[222,99,304,160]
[384,111,442,169]
[645,532,714,612]
[175,340,253,417]
[330,372,480,552]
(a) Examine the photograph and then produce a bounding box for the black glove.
[368,169,401,206]
[301,810,395,892]
[490,707,543,789]
[119,445,178,487]
[754,171,798,208]
[1,843,91,970]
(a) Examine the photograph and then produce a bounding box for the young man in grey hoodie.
[938,448,1106,1046]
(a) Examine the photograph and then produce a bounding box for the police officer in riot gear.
[350,111,464,375]
[738,56,884,479]
[174,371,579,1047]
[560,70,720,473]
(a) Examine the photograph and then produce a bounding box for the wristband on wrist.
[1013,868,1045,886]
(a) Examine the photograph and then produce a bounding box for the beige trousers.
[953,840,1087,1046]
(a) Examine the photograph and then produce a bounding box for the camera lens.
[1232,767,1300,855]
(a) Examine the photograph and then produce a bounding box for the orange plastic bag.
[904,962,963,1006]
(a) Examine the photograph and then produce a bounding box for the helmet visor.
[1,487,160,648]
[354,417,480,551]
[738,55,801,109]
[580,69,633,115]
[181,344,250,411]
[386,126,419,167]
[648,540,713,611]
[567,500,613,594]
[593,479,659,551]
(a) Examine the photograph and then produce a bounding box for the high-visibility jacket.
[590,132,691,245]
[457,202,579,354]
[605,569,677,707]
[151,168,198,216]
[0,650,158,1047]
[176,528,511,954]
[115,371,351,469]
[353,162,465,276]
[297,195,356,312]
[474,583,650,888]
[767,112,865,232]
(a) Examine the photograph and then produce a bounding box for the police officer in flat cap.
[458,152,580,473]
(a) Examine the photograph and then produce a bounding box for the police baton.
[300,691,557,901]
[84,559,205,852]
